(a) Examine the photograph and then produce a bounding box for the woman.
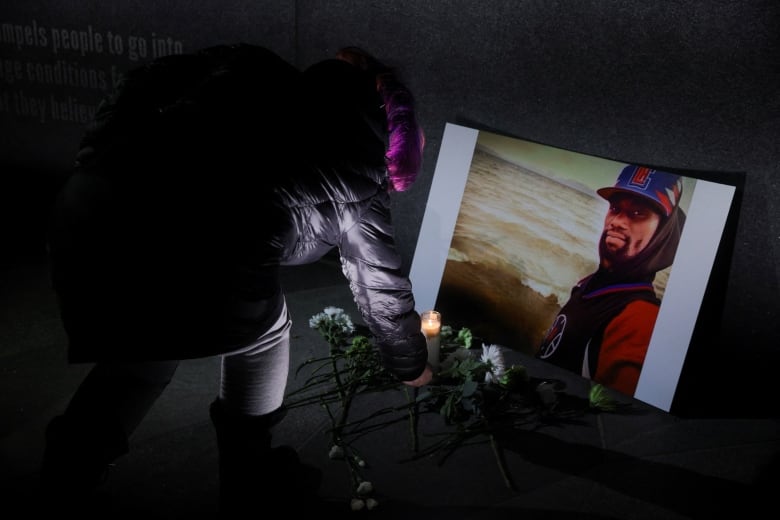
[42,43,431,514]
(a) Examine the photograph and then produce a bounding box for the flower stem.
[489,433,515,491]
[330,348,346,402]
[404,386,420,452]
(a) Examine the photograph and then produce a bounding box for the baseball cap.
[597,165,683,217]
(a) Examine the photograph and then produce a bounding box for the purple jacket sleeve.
[338,190,428,381]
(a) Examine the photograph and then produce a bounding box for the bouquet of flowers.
[284,307,626,508]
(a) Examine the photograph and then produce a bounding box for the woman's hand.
[402,363,433,388]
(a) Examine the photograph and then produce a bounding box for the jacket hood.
[596,205,687,284]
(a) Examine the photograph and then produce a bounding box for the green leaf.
[457,328,473,349]
[441,395,455,418]
[589,383,618,412]
[457,357,482,375]
[498,365,529,389]
[416,390,432,402]
[440,325,454,339]
[462,378,478,398]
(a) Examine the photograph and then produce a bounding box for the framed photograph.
[410,123,739,412]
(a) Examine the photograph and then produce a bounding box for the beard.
[595,208,686,283]
[600,230,635,267]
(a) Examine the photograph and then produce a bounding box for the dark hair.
[336,47,424,192]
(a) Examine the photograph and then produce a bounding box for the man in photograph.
[536,165,686,396]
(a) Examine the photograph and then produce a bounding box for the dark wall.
[2,1,778,412]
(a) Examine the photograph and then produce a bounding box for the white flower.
[366,498,379,510]
[536,381,558,406]
[329,445,345,459]
[480,344,505,384]
[356,481,373,495]
[308,313,325,329]
[350,498,366,511]
[323,306,342,317]
[309,307,355,334]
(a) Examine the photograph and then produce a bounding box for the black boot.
[209,399,322,515]
[38,412,129,508]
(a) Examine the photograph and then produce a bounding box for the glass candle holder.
[420,310,441,370]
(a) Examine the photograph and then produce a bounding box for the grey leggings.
[63,300,292,438]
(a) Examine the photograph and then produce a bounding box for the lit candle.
[420,310,441,370]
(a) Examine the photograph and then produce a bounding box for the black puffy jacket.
[48,44,428,381]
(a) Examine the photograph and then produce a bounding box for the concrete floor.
[1,254,778,519]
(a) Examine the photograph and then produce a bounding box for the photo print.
[410,123,737,411]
